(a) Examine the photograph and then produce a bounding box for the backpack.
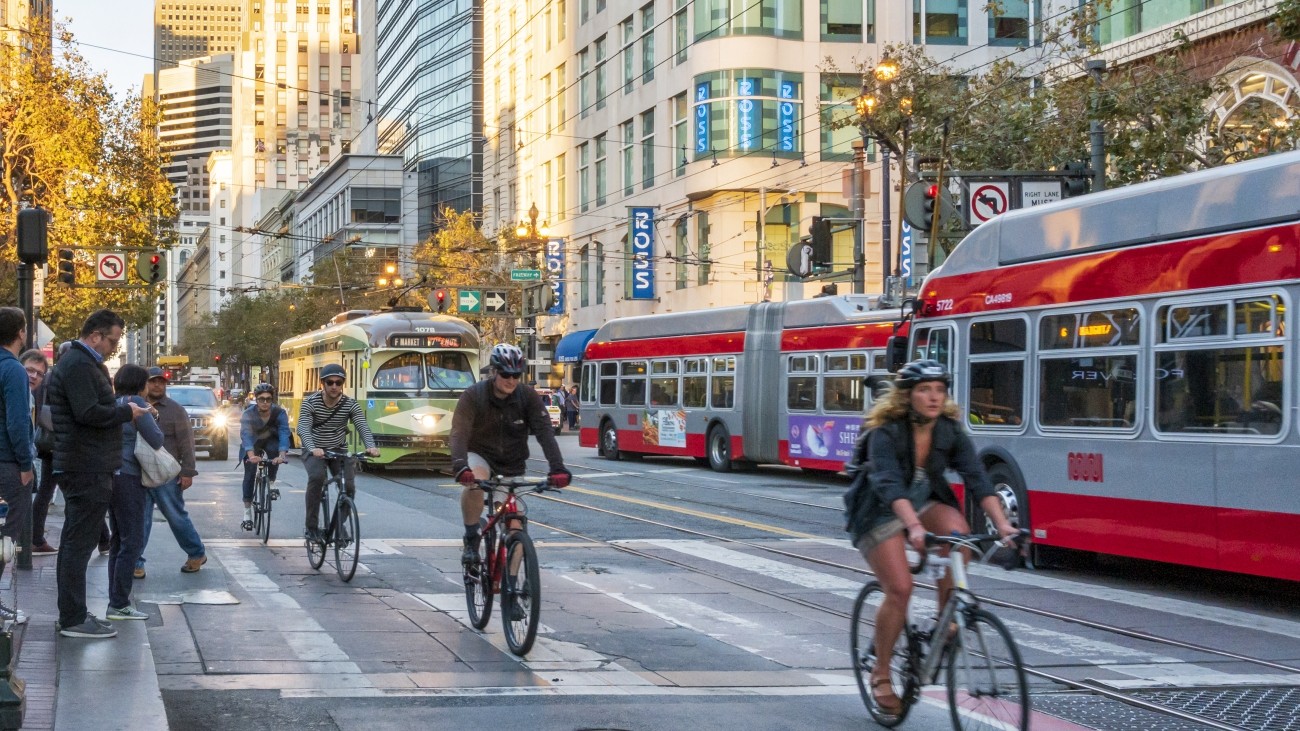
[842,427,874,533]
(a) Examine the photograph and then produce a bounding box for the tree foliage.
[0,22,176,341]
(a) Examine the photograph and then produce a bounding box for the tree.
[0,22,176,341]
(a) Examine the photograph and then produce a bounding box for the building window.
[621,17,635,94]
[821,74,860,161]
[580,0,589,24]
[578,50,591,118]
[556,62,567,131]
[341,66,351,82]
[672,93,689,176]
[595,133,608,206]
[697,211,710,285]
[578,143,591,212]
[989,0,1038,46]
[621,120,635,197]
[641,109,655,189]
[579,244,590,307]
[640,4,656,82]
[674,215,688,288]
[695,0,802,41]
[595,36,608,110]
[913,0,967,45]
[558,0,567,39]
[673,0,689,64]
[595,240,605,303]
[693,70,803,160]
[319,66,329,81]
[556,152,567,221]
[822,0,874,42]
[350,187,401,223]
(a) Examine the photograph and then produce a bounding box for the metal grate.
[1032,693,1218,731]
[1134,687,1300,731]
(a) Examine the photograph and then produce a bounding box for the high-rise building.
[368,0,483,241]
[156,55,235,215]
[154,0,243,74]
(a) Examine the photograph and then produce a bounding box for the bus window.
[787,354,818,411]
[1040,308,1141,349]
[424,352,474,392]
[968,318,1026,427]
[911,326,953,368]
[682,358,707,408]
[822,353,866,413]
[1235,295,1283,337]
[599,362,618,405]
[1038,355,1138,429]
[581,363,597,403]
[1165,303,1229,341]
[650,360,680,406]
[710,356,735,409]
[620,361,648,406]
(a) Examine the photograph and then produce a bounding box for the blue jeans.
[137,477,206,568]
[241,450,281,502]
[108,472,147,609]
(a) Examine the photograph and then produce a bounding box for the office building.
[154,0,243,74]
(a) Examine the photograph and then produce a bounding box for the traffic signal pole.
[851,139,866,295]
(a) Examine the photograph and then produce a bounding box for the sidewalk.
[8,507,169,731]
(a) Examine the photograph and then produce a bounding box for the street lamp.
[515,202,550,383]
[853,55,912,297]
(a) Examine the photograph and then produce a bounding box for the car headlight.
[211,413,228,428]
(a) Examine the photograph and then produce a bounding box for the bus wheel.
[707,425,732,473]
[601,420,621,461]
[982,463,1029,536]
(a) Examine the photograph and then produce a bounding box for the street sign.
[458,289,482,313]
[96,252,127,282]
[1021,180,1063,208]
[510,269,541,281]
[968,181,1010,226]
[483,289,509,314]
[33,267,45,307]
[515,327,536,335]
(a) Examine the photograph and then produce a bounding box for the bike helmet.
[895,358,951,389]
[253,382,275,396]
[488,343,527,376]
[320,363,347,381]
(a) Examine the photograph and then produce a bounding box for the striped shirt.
[296,392,376,451]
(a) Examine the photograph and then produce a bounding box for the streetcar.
[278,308,480,468]
[901,149,1300,581]
[577,295,906,472]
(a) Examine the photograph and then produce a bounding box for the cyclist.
[238,383,290,530]
[296,364,379,542]
[450,344,571,565]
[845,359,1017,717]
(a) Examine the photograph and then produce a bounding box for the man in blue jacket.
[45,309,149,639]
[238,382,290,530]
[0,307,35,625]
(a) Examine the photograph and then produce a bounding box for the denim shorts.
[854,500,938,558]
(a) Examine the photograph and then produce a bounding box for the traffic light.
[1062,162,1091,197]
[56,248,75,286]
[138,250,165,283]
[17,208,49,264]
[214,354,221,363]
[809,216,832,273]
[922,184,939,230]
[432,288,449,312]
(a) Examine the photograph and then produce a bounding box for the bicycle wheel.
[464,527,495,630]
[501,530,542,656]
[259,472,273,545]
[850,581,918,727]
[946,608,1029,731]
[333,495,360,582]
[252,471,265,535]
[306,489,329,570]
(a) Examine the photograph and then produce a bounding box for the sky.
[54,0,155,95]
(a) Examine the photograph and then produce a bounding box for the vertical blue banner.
[900,220,913,286]
[694,83,710,154]
[545,238,565,314]
[630,207,655,300]
[736,77,757,152]
[778,81,797,152]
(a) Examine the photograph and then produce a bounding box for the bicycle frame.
[911,550,977,685]
[477,487,528,592]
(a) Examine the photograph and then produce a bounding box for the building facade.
[153,0,243,74]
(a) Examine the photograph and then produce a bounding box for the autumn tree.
[0,22,176,340]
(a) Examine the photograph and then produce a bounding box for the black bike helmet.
[895,358,951,389]
[253,382,275,396]
[320,363,346,381]
[488,343,527,375]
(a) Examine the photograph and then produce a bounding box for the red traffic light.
[925,184,939,198]
[213,354,221,362]
[150,255,160,265]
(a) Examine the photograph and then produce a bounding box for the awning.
[553,329,598,364]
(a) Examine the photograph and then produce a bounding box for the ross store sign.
[629,207,655,300]
[694,83,711,154]
[545,238,565,315]
[736,77,758,152]
[778,81,797,152]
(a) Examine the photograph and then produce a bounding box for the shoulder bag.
[124,397,182,487]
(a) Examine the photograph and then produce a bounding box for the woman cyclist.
[846,359,1018,716]
[239,383,290,530]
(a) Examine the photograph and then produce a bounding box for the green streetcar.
[278,308,480,469]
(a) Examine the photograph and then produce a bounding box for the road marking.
[283,684,859,698]
[563,486,818,538]
[632,539,860,591]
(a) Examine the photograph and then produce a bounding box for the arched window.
[1210,60,1299,159]
[579,244,590,307]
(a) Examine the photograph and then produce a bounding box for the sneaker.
[133,567,146,580]
[181,555,208,573]
[106,605,149,621]
[505,581,527,621]
[243,506,253,524]
[31,541,58,555]
[89,614,112,629]
[461,534,480,567]
[59,615,117,638]
[269,481,281,500]
[0,602,27,625]
[98,541,110,556]
[304,528,323,543]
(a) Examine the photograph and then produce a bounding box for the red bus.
[577,295,906,472]
[904,149,1300,581]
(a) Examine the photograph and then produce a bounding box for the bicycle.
[305,450,367,582]
[462,474,560,656]
[850,530,1031,731]
[248,451,283,545]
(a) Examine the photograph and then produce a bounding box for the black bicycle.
[250,451,283,545]
[305,450,366,582]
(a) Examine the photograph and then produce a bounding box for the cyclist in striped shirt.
[296,364,380,542]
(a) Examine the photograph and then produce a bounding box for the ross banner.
[545,238,565,314]
[694,83,711,154]
[736,77,758,152]
[629,207,655,300]
[778,80,797,152]
[900,219,913,286]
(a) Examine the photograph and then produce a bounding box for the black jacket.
[45,341,134,473]
[449,380,565,476]
[844,416,993,543]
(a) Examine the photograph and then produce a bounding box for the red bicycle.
[462,475,558,656]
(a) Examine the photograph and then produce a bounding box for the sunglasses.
[498,372,522,380]
[322,379,345,387]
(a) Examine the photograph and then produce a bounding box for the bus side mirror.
[886,336,908,372]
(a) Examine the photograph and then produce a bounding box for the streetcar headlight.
[412,413,438,431]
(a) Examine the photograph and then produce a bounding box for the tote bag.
[136,434,182,488]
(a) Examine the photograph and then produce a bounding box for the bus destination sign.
[389,334,461,348]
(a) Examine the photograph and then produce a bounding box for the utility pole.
[515,202,548,383]
[1086,59,1107,193]
[850,139,866,295]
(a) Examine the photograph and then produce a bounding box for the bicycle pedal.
[241,520,253,531]
[269,489,280,500]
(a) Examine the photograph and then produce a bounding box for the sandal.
[871,677,903,715]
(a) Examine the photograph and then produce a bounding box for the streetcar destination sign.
[510,269,541,281]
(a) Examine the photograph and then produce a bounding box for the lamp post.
[854,55,910,296]
[515,202,549,383]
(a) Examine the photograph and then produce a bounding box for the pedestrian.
[31,342,71,557]
[46,309,150,639]
[0,307,36,625]
[135,367,207,578]
[553,386,567,429]
[105,364,163,622]
[566,384,580,430]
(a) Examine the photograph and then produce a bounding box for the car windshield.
[168,388,219,409]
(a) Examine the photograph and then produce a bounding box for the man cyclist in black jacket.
[450,344,571,564]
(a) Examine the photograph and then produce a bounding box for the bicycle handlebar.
[910,529,1031,575]
[320,449,372,462]
[473,475,558,493]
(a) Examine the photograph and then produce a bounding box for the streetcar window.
[1153,347,1285,436]
[970,319,1026,354]
[682,358,707,407]
[1040,308,1141,349]
[620,360,648,406]
[599,362,618,405]
[1037,355,1138,429]
[372,353,423,391]
[710,356,735,409]
[424,352,474,392]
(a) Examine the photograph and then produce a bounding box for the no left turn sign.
[97,252,127,282]
[968,182,1010,226]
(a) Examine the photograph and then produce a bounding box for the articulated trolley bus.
[278,309,480,468]
[578,295,906,472]
[906,150,1300,581]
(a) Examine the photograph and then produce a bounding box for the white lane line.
[282,685,860,699]
[631,539,860,591]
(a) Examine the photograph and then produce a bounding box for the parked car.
[167,385,230,460]
[536,389,563,435]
